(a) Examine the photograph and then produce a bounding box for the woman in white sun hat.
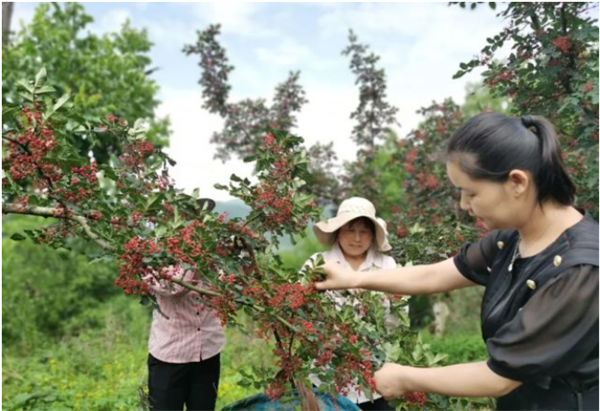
[304,196,399,411]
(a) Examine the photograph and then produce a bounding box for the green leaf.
[2,106,20,122]
[10,233,27,241]
[145,193,162,210]
[52,92,71,113]
[154,225,167,238]
[44,92,71,120]
[35,67,47,86]
[35,85,56,94]
[174,206,180,223]
[453,70,466,79]
[18,91,34,102]
[128,118,150,139]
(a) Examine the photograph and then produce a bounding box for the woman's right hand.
[314,261,360,291]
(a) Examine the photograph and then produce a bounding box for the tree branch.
[2,204,296,329]
[2,203,114,251]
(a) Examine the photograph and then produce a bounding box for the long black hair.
[447,112,576,206]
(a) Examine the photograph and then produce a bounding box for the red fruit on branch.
[404,391,426,407]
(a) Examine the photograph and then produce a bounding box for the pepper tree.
[2,70,444,410]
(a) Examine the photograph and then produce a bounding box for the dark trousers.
[358,397,396,411]
[148,353,220,411]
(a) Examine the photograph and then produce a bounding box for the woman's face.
[446,160,524,230]
[338,219,374,258]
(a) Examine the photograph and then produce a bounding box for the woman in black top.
[315,113,599,410]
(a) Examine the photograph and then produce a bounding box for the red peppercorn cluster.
[4,108,58,182]
[116,237,162,295]
[553,35,572,54]
[404,391,426,407]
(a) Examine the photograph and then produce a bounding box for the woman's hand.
[314,261,360,291]
[374,363,411,400]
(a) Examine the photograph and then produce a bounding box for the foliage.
[183,24,343,208]
[305,142,344,208]
[421,331,487,366]
[1,295,267,411]
[183,24,346,209]
[2,215,119,348]
[392,100,470,228]
[278,229,330,271]
[2,73,441,409]
[454,2,599,217]
[2,2,170,164]
[461,82,509,118]
[339,29,402,216]
[2,295,150,411]
[342,30,400,150]
[4,3,597,408]
[183,24,308,163]
[343,131,405,220]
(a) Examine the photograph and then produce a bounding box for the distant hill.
[214,199,251,219]
[213,199,323,250]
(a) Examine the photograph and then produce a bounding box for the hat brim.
[313,213,391,252]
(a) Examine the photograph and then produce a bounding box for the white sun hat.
[313,197,391,252]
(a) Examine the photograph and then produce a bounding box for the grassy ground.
[2,296,491,411]
[2,297,270,411]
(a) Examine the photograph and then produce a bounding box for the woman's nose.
[459,192,469,211]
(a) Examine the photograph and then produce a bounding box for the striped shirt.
[145,267,225,363]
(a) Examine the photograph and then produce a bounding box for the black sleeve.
[486,265,599,385]
[453,230,503,286]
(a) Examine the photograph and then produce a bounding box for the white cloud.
[89,8,132,35]
[296,83,357,163]
[315,2,510,132]
[188,2,277,37]
[256,37,313,67]
[156,86,255,202]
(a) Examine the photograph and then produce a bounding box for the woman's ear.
[506,170,530,198]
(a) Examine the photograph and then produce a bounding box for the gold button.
[526,280,536,290]
[497,241,505,250]
[553,255,562,267]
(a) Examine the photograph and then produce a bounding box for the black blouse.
[453,212,599,394]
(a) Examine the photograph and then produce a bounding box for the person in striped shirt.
[144,199,225,411]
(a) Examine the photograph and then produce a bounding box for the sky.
[11,2,510,202]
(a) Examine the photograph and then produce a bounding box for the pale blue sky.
[11,2,509,201]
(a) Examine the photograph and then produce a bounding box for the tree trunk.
[3,2,14,47]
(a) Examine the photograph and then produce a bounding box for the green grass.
[2,290,493,411]
[216,318,277,409]
[2,296,276,411]
[2,296,150,411]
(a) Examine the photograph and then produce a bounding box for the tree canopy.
[2,2,170,164]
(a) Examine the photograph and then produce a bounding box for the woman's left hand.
[374,363,411,400]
